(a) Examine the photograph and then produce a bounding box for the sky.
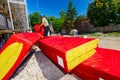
[26,0,93,18]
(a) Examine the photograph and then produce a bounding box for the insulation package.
[0,32,41,80]
[38,36,99,72]
[72,48,120,80]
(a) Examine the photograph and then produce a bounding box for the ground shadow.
[34,50,66,80]
[10,48,36,79]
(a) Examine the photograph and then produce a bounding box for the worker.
[40,14,49,36]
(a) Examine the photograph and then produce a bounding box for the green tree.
[47,16,56,21]
[63,0,77,34]
[87,2,96,26]
[47,16,64,33]
[53,18,63,33]
[87,0,120,27]
[116,1,120,24]
[29,12,41,30]
[87,0,109,26]
[59,10,66,21]
[75,15,86,21]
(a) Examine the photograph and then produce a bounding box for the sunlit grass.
[88,32,120,37]
[107,32,120,37]
[88,32,103,37]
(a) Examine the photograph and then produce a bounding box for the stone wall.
[89,24,120,32]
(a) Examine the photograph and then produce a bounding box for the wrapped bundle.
[0,33,41,80]
[38,36,99,72]
[34,24,44,36]
[72,48,120,80]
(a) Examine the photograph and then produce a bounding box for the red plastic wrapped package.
[38,36,99,72]
[34,24,44,36]
[0,32,41,80]
[72,48,120,80]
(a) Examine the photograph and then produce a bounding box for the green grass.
[88,32,103,37]
[88,32,120,37]
[107,32,120,37]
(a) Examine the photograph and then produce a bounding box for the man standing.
[40,14,49,36]
[49,21,54,35]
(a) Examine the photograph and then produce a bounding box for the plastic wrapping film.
[72,48,120,80]
[38,36,99,72]
[34,24,44,36]
[0,32,41,80]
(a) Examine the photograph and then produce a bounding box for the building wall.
[10,2,28,31]
[74,18,91,33]
[0,14,7,29]
[0,0,9,30]
[89,25,120,32]
[0,0,29,32]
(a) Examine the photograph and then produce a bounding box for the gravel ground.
[98,36,120,50]
[10,36,120,80]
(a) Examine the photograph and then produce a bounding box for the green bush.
[107,32,120,37]
[89,32,103,37]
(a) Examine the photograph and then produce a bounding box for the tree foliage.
[47,16,64,33]
[48,0,78,33]
[87,0,120,27]
[29,12,41,27]
[75,15,86,21]
[59,10,66,20]
[65,0,77,29]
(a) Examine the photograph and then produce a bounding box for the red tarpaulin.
[0,32,41,80]
[72,48,120,80]
[34,24,44,36]
[1,33,120,80]
[38,36,99,72]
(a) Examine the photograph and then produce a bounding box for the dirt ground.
[97,36,120,50]
[10,36,120,80]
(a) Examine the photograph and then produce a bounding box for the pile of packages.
[38,36,120,80]
[1,33,120,80]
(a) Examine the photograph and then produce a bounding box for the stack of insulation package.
[38,36,99,72]
[72,48,120,80]
[0,33,41,80]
